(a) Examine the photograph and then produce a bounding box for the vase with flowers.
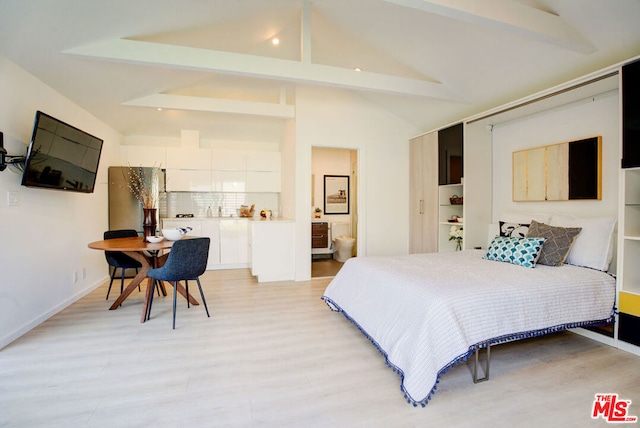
[449,225,463,251]
[125,165,161,237]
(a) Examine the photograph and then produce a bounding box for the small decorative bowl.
[146,235,164,243]
[162,228,185,241]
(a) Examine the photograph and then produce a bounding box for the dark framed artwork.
[324,175,349,214]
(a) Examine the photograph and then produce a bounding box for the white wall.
[492,91,619,221]
[0,56,121,349]
[280,118,296,221]
[0,57,421,344]
[293,86,420,280]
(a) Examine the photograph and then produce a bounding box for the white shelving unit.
[619,167,640,352]
[438,183,464,251]
[621,168,640,295]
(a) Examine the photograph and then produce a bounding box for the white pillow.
[487,224,499,247]
[549,214,616,271]
[500,211,552,225]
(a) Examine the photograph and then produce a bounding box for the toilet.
[331,222,355,262]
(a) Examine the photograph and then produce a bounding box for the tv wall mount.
[0,132,26,172]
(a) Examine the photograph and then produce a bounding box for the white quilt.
[321,250,616,406]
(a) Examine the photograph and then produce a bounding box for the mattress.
[321,250,616,406]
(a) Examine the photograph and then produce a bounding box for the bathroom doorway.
[311,147,358,278]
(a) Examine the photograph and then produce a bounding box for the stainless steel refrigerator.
[108,166,165,234]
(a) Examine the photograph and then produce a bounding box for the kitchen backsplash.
[160,192,280,218]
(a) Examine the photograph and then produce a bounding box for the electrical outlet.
[82,267,87,280]
[7,191,19,206]
[73,271,78,283]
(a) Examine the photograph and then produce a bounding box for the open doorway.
[311,147,358,278]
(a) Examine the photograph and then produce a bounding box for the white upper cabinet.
[246,171,281,192]
[165,147,212,170]
[211,170,247,192]
[246,151,281,172]
[121,146,166,167]
[125,145,282,193]
[165,169,212,192]
[211,149,247,171]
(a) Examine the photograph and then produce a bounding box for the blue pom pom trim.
[321,295,614,408]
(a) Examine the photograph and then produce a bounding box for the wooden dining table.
[88,235,199,323]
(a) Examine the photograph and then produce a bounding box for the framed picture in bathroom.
[324,175,349,214]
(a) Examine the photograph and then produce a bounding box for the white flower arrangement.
[449,225,463,251]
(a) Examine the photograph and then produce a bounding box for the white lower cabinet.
[219,219,250,266]
[161,219,220,269]
[250,221,295,282]
[161,218,294,278]
[201,220,221,268]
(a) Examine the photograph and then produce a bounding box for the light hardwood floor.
[1,269,639,427]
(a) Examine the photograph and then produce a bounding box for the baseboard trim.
[0,276,108,350]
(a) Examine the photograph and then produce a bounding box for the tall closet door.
[409,132,438,253]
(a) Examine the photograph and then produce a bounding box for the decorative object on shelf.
[449,195,463,205]
[449,225,463,251]
[448,215,460,223]
[260,209,272,219]
[314,207,322,218]
[239,204,255,217]
[324,175,350,214]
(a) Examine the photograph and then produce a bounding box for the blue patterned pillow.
[483,236,547,268]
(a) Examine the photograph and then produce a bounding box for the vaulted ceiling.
[1,0,639,144]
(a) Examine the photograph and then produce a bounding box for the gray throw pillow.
[526,220,582,267]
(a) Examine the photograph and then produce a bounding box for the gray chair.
[146,237,211,329]
[104,229,142,300]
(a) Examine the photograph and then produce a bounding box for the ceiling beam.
[301,0,312,64]
[123,94,295,118]
[382,0,596,54]
[64,39,464,101]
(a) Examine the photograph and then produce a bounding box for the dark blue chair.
[104,229,142,300]
[146,237,211,329]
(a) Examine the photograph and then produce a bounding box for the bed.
[321,216,617,407]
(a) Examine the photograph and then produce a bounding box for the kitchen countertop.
[162,216,294,223]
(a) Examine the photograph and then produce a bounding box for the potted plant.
[449,225,463,251]
[125,165,161,236]
[314,207,322,218]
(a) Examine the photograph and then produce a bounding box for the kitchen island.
[161,216,295,282]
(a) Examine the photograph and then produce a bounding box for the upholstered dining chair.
[103,229,142,300]
[146,237,211,329]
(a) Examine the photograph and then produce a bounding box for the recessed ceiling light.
[272,37,280,45]
[354,67,362,72]
[157,108,163,111]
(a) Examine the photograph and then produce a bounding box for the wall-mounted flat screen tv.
[21,111,103,193]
